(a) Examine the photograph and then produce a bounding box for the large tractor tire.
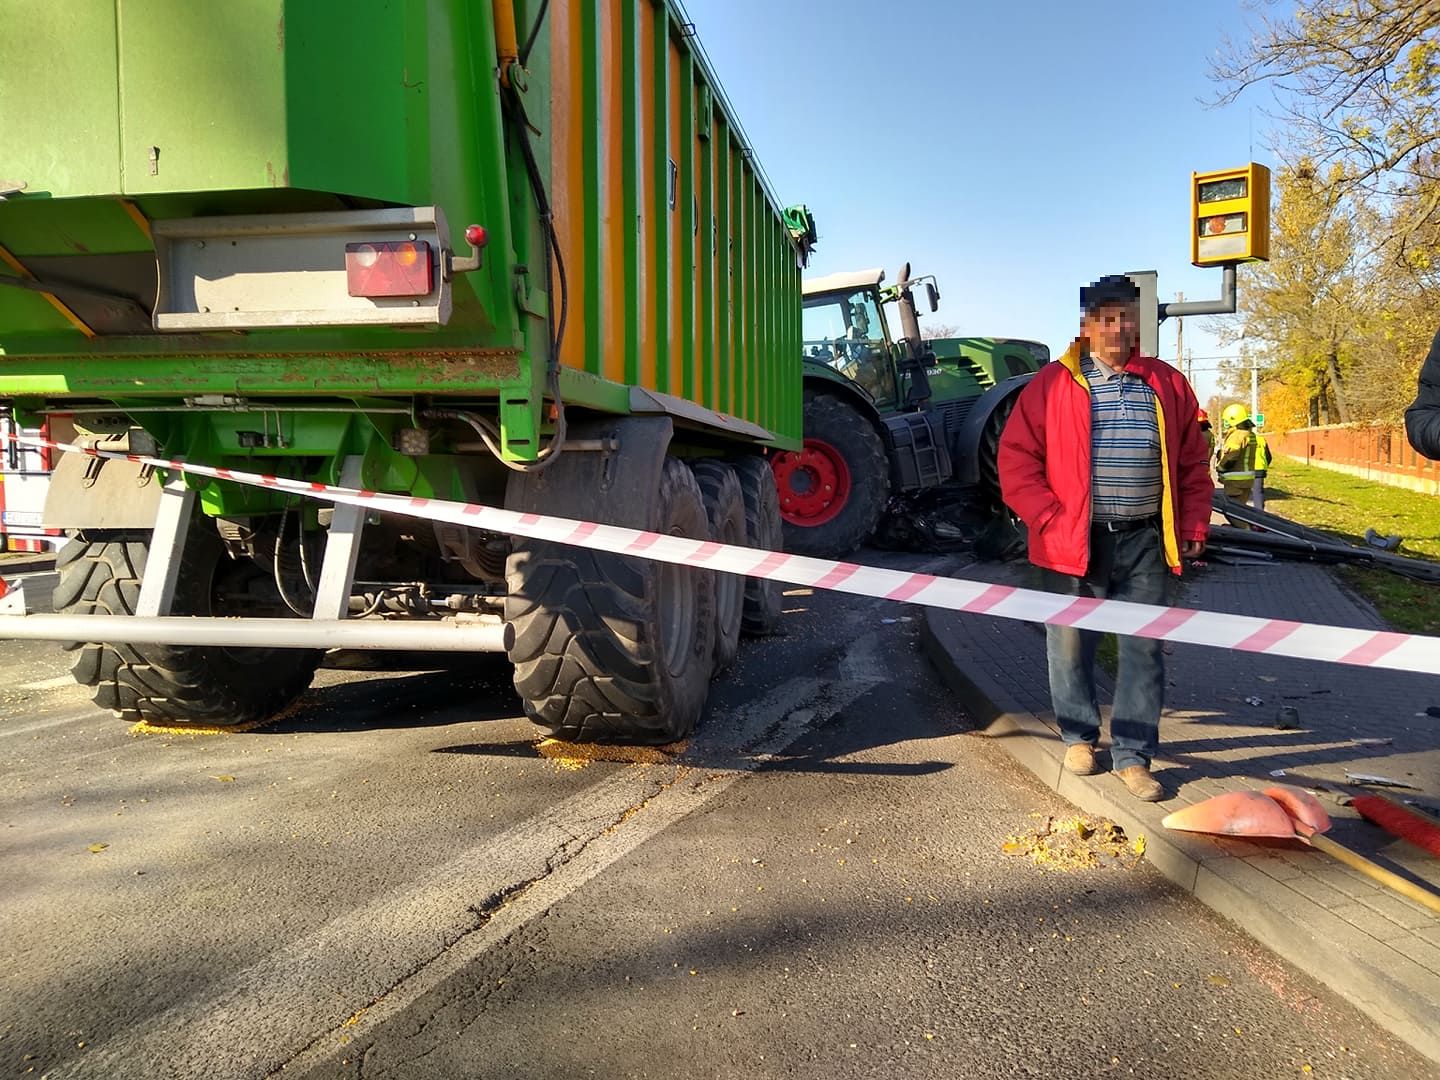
[53,527,322,725]
[977,391,1021,503]
[506,455,716,744]
[690,460,745,672]
[772,391,890,558]
[729,455,784,637]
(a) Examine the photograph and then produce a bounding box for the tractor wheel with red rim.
[771,392,890,558]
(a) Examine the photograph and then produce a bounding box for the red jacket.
[998,338,1212,577]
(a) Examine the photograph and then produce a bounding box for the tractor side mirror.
[926,283,939,313]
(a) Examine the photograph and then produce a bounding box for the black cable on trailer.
[519,0,550,66]
[272,500,313,617]
[493,63,570,472]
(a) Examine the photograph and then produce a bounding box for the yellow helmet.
[1222,403,1250,426]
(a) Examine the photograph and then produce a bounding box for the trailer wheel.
[507,456,716,744]
[690,460,746,671]
[772,392,889,558]
[53,528,321,726]
[729,455,784,637]
[977,391,1020,503]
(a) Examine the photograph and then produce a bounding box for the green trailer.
[0,0,816,742]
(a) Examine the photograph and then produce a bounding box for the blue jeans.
[1041,523,1171,772]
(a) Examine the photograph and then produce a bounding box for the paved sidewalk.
[923,552,1440,1065]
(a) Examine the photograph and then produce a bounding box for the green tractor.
[771,265,1049,556]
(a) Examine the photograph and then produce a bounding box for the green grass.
[1261,458,1440,635]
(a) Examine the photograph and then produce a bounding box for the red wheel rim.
[771,438,852,526]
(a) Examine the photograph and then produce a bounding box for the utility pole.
[1250,362,1265,512]
[1174,292,1184,380]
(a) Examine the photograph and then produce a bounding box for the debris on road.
[1364,528,1403,552]
[1210,494,1440,584]
[128,711,293,738]
[536,738,688,771]
[1002,814,1146,872]
[1344,772,1418,789]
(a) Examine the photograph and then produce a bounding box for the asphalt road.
[1,554,1434,1080]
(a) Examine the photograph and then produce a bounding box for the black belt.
[1091,515,1159,534]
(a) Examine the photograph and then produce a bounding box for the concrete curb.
[921,610,1440,1068]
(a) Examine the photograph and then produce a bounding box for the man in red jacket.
[998,276,1212,801]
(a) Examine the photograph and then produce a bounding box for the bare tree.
[1211,0,1440,251]
[920,322,962,340]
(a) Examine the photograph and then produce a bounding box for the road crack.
[275,774,672,1078]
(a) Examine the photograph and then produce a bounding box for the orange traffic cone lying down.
[1163,785,1440,917]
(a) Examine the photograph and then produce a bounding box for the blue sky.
[683,0,1272,406]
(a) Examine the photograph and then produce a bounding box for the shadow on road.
[255,656,523,734]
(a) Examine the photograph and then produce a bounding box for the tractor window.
[802,289,895,406]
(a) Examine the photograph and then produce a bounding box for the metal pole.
[0,614,514,652]
[1251,364,1265,511]
[1174,292,1184,377]
[1159,265,1237,320]
[135,471,197,617]
[312,455,367,620]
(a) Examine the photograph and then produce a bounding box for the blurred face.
[1082,300,1139,368]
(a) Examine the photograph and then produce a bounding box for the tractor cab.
[801,265,940,411]
[802,268,898,407]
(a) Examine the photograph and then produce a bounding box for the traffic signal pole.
[1127,265,1237,360]
[1160,265,1237,320]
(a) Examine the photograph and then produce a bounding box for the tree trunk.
[1325,349,1351,423]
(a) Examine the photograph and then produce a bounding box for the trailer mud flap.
[44,452,162,529]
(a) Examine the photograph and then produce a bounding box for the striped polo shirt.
[1082,353,1162,521]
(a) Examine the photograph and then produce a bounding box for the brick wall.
[1273,424,1439,495]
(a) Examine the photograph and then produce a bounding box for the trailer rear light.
[153,207,455,329]
[345,240,434,297]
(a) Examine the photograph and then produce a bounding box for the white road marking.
[15,674,76,692]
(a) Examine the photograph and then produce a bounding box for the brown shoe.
[1117,765,1164,802]
[1064,743,1100,776]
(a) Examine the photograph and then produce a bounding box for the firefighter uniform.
[1216,403,1258,505]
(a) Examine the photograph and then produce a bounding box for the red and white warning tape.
[5,432,1440,675]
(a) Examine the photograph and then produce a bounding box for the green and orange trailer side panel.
[0,0,809,472]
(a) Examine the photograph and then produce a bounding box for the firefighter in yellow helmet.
[1251,419,1272,511]
[1215,402,1258,506]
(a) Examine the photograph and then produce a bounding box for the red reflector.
[345,240,434,298]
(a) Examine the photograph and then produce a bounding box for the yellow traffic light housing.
[1191,163,1270,266]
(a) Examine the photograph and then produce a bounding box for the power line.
[1161,354,1248,363]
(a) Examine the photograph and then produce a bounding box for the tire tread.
[506,458,714,743]
[54,529,320,725]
